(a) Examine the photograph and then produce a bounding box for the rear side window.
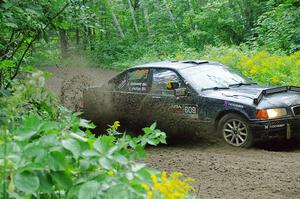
[115,69,149,92]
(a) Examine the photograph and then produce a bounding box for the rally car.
[83,60,300,148]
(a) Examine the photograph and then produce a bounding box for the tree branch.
[8,37,36,83]
[9,33,26,59]
[2,30,15,57]
[4,2,70,88]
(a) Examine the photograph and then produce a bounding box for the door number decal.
[184,105,197,114]
[171,104,198,119]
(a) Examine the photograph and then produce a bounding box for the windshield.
[179,66,253,91]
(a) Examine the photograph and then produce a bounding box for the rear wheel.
[218,113,254,148]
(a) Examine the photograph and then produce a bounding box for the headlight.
[256,108,287,119]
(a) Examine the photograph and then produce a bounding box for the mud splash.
[41,64,117,111]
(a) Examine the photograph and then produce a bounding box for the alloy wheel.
[222,119,248,147]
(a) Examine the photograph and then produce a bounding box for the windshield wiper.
[201,86,230,91]
[229,82,257,87]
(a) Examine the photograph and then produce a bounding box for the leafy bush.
[0,72,195,198]
[200,46,300,86]
[253,2,300,53]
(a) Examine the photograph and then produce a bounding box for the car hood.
[202,85,300,108]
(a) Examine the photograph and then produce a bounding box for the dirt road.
[146,138,300,199]
[42,65,300,199]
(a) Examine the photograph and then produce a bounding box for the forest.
[0,0,300,198]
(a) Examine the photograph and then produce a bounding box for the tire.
[217,113,254,148]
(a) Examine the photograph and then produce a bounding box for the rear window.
[115,69,149,92]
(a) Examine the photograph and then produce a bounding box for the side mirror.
[166,81,179,90]
[174,88,187,97]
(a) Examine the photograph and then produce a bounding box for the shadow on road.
[152,132,300,153]
[255,138,300,152]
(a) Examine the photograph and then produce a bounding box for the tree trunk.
[108,0,125,39]
[127,0,139,34]
[76,28,80,46]
[142,0,150,34]
[188,0,197,32]
[152,0,160,10]
[83,26,88,50]
[99,2,107,40]
[90,28,95,51]
[59,29,68,58]
[163,0,177,29]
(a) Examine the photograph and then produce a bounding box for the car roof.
[129,60,224,71]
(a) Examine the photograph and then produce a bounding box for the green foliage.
[0,0,70,88]
[2,0,299,77]
[200,46,300,86]
[253,2,300,53]
[0,72,194,198]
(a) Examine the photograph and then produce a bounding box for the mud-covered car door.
[112,68,150,127]
[142,68,201,132]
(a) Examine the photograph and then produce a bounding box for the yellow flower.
[141,183,150,191]
[111,121,120,130]
[107,170,114,176]
[161,171,167,183]
[175,53,184,60]
[272,75,279,84]
[147,191,153,199]
[149,172,194,199]
[249,66,258,75]
[150,174,158,187]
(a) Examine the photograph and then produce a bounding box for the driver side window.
[151,69,184,95]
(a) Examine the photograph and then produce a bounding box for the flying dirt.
[42,64,300,199]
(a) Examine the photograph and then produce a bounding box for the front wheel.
[217,113,254,148]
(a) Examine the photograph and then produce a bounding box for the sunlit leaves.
[13,127,37,141]
[14,171,40,194]
[79,118,96,129]
[13,115,42,141]
[78,181,100,199]
[62,138,81,159]
[141,122,167,146]
[99,157,113,170]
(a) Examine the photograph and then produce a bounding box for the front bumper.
[249,117,300,141]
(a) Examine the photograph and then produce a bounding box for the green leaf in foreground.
[37,172,52,193]
[99,157,112,170]
[48,151,66,171]
[78,181,100,199]
[51,171,73,189]
[62,138,81,159]
[14,127,37,141]
[14,171,40,194]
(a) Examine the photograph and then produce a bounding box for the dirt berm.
[42,65,300,199]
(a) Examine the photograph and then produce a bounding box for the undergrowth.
[0,72,195,199]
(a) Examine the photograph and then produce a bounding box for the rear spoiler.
[254,86,300,105]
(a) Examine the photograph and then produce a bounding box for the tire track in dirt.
[146,138,300,199]
[42,65,300,199]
